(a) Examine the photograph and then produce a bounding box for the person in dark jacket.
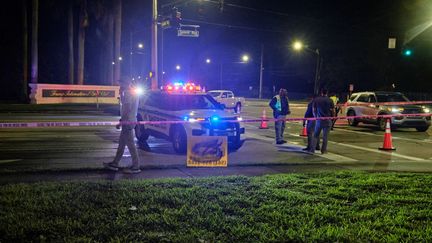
[309,89,335,154]
[269,88,291,144]
[303,95,320,151]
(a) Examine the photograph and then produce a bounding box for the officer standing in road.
[269,88,291,144]
[303,95,320,151]
[309,89,335,154]
[329,93,340,130]
[104,77,141,173]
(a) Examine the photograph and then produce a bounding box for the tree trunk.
[77,0,88,85]
[107,13,114,85]
[68,0,74,84]
[30,0,38,84]
[22,0,28,101]
[113,0,122,84]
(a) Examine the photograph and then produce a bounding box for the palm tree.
[22,0,29,101]
[30,0,38,84]
[113,0,122,84]
[67,0,74,84]
[77,0,88,85]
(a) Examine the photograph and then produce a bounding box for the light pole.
[293,41,321,95]
[151,0,158,90]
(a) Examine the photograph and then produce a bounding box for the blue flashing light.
[183,116,189,121]
[173,82,184,86]
[211,116,220,122]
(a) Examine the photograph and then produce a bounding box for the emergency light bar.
[163,82,202,93]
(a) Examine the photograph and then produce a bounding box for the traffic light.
[402,48,412,56]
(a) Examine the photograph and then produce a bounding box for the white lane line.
[328,141,427,162]
[245,132,358,162]
[330,126,432,144]
[286,132,427,162]
[0,159,22,164]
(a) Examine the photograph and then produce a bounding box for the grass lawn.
[1,171,432,242]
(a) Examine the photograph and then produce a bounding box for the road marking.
[245,132,358,162]
[334,128,432,144]
[328,141,427,162]
[0,159,22,164]
[246,123,428,162]
[285,132,428,162]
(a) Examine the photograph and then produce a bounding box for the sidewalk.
[0,163,345,185]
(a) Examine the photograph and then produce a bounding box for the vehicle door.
[220,92,230,107]
[364,94,379,122]
[142,93,170,135]
[226,91,236,108]
[354,94,372,121]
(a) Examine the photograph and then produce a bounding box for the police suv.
[135,83,245,154]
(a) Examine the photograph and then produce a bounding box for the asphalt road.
[0,101,431,175]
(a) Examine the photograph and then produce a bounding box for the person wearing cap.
[269,88,291,144]
[104,77,141,173]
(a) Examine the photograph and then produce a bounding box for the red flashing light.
[163,82,202,93]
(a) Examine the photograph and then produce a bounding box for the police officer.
[104,77,141,173]
[269,88,291,144]
[303,95,320,151]
[309,89,335,154]
[329,93,340,130]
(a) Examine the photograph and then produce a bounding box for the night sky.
[1,0,431,102]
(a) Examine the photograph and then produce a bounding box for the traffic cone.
[379,119,396,151]
[300,122,308,136]
[259,109,269,129]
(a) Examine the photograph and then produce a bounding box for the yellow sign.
[187,136,228,167]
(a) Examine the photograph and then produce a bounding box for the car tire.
[416,126,429,132]
[135,116,149,142]
[172,127,187,154]
[234,103,242,114]
[347,110,358,126]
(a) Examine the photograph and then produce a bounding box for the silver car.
[346,91,431,132]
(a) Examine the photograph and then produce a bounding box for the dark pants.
[275,115,286,142]
[306,120,320,150]
[310,120,330,153]
[113,125,140,168]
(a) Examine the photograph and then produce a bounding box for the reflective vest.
[274,95,287,112]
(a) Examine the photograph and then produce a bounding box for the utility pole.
[151,0,158,90]
[259,44,264,99]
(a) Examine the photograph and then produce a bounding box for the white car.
[346,91,431,132]
[207,90,245,113]
[135,87,245,154]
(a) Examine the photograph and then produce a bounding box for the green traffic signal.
[403,49,412,56]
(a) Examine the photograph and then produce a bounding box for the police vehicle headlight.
[388,107,404,113]
[422,107,430,113]
[237,117,243,121]
[133,86,144,95]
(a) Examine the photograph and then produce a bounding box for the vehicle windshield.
[207,92,220,97]
[376,93,410,102]
[164,94,222,111]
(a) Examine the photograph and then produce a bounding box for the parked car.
[346,91,431,132]
[207,90,245,113]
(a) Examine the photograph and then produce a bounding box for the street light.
[292,41,321,95]
[137,43,144,49]
[206,58,211,64]
[176,65,181,71]
[242,54,250,62]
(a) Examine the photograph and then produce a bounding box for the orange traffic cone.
[300,122,308,136]
[259,109,269,129]
[379,119,396,151]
